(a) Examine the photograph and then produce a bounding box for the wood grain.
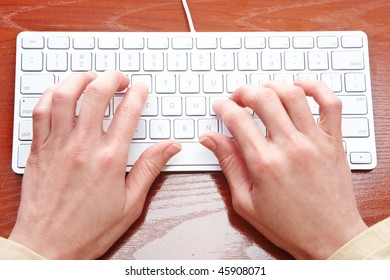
[0,0,389,259]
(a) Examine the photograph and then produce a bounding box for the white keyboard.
[12,31,377,174]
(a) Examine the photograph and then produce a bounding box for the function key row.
[22,35,364,50]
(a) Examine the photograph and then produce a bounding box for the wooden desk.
[1,0,389,259]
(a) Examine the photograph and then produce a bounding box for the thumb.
[125,140,181,203]
[199,132,252,207]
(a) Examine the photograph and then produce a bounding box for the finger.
[51,72,97,138]
[105,83,148,148]
[231,85,296,139]
[264,81,317,135]
[77,70,130,133]
[294,80,343,138]
[125,140,182,204]
[199,132,254,215]
[212,99,268,163]
[31,85,58,150]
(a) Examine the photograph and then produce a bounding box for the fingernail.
[164,143,182,158]
[199,136,217,152]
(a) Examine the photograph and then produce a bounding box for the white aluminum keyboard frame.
[12,31,377,174]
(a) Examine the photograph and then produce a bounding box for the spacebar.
[127,142,219,166]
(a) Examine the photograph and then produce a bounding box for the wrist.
[297,218,369,259]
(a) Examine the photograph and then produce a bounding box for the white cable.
[182,0,196,32]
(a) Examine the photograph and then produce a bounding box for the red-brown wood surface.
[0,0,389,259]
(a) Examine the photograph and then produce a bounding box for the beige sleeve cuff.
[328,217,390,260]
[0,237,45,260]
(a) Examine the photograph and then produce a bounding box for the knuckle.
[99,149,118,167]
[51,87,72,105]
[116,101,141,120]
[32,104,50,120]
[223,105,250,127]
[231,197,246,216]
[328,96,343,112]
[84,82,108,99]
[66,143,89,166]
[288,86,306,100]
[257,88,277,103]
[138,155,161,179]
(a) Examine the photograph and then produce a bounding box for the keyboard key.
[198,119,219,136]
[220,37,242,49]
[293,36,314,49]
[95,52,116,71]
[222,122,233,138]
[179,73,200,93]
[250,73,270,85]
[18,145,31,168]
[308,51,329,70]
[196,37,217,49]
[123,37,144,49]
[73,36,95,49]
[150,119,171,139]
[141,96,159,116]
[332,51,364,70]
[238,51,258,71]
[191,51,211,71]
[261,51,282,70]
[342,36,363,48]
[156,73,176,93]
[148,37,169,49]
[166,142,219,166]
[46,52,68,71]
[172,37,193,49]
[71,52,92,71]
[307,97,319,115]
[244,36,266,49]
[19,120,33,140]
[20,98,40,117]
[167,52,188,71]
[203,74,224,93]
[119,52,140,71]
[284,51,305,70]
[214,51,235,71]
[296,73,317,81]
[321,73,342,92]
[209,96,229,116]
[48,36,70,49]
[317,36,339,48]
[174,119,195,139]
[22,36,44,49]
[269,36,290,49]
[350,152,372,164]
[345,73,366,92]
[273,74,294,84]
[342,118,369,138]
[186,96,206,116]
[143,52,164,71]
[227,73,247,93]
[162,96,182,116]
[339,96,367,115]
[22,51,43,71]
[131,74,152,93]
[133,120,147,140]
[98,37,120,49]
[21,74,55,94]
